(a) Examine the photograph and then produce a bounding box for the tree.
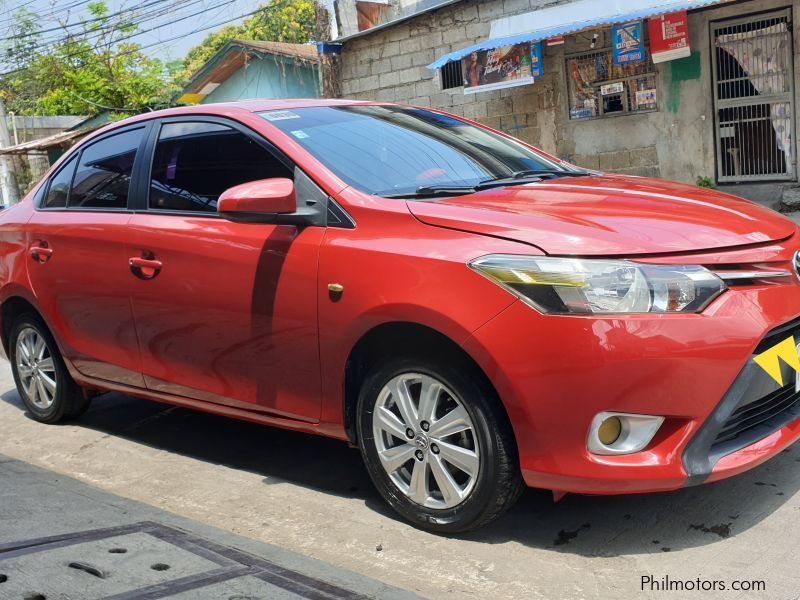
[244,0,318,43]
[178,0,319,83]
[0,2,179,116]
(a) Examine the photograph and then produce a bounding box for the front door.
[26,126,148,387]
[712,9,796,182]
[127,119,323,421]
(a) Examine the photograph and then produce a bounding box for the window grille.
[712,9,794,182]
[440,60,464,90]
[566,48,657,120]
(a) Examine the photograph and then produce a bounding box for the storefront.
[335,0,800,204]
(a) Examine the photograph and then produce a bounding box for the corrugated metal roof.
[0,125,102,155]
[428,0,732,69]
[337,0,464,42]
[181,39,318,99]
[230,39,319,62]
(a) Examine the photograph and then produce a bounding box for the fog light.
[588,412,665,456]
[597,416,622,445]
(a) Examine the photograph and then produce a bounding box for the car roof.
[73,99,378,147]
[124,98,373,123]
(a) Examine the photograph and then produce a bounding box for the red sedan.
[1,100,799,533]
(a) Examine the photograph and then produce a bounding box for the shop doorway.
[712,9,795,183]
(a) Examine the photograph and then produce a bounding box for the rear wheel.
[9,314,91,423]
[357,357,523,533]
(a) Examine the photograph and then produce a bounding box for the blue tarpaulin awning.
[427,0,731,69]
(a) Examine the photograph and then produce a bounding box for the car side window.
[69,127,144,209]
[42,154,79,209]
[149,121,292,213]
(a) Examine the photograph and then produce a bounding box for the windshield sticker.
[263,110,301,122]
[291,130,310,139]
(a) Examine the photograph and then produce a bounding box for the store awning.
[427,0,731,69]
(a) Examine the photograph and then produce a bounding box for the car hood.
[406,175,797,256]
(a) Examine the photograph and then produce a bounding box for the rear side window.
[43,154,78,208]
[149,122,292,213]
[69,127,144,209]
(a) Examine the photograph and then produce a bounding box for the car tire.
[357,356,524,533]
[9,314,91,424]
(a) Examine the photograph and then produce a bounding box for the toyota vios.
[1,100,800,533]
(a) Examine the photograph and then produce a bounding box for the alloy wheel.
[372,373,480,509]
[15,326,58,410]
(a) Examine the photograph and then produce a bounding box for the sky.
[1,0,336,65]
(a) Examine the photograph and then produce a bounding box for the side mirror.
[218,178,296,223]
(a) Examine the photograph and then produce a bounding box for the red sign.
[547,36,565,46]
[648,11,691,63]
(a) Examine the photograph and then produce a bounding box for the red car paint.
[1,99,799,497]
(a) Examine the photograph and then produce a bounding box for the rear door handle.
[30,245,53,263]
[129,257,163,280]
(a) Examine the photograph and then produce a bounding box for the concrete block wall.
[339,0,800,185]
[339,0,662,178]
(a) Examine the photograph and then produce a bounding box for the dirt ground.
[0,364,798,599]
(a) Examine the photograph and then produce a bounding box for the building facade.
[336,0,800,205]
[178,40,320,105]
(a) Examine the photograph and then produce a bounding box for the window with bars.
[566,48,658,119]
[712,10,794,182]
[440,60,464,90]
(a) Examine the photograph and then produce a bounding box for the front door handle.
[129,256,163,280]
[30,245,53,263]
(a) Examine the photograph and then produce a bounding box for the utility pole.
[0,96,20,205]
[315,2,342,99]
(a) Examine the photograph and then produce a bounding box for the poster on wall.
[648,11,691,63]
[462,42,536,94]
[612,21,645,65]
[531,42,543,78]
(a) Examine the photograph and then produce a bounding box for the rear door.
[126,117,324,421]
[26,125,149,386]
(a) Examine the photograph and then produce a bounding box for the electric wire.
[1,0,234,69]
[0,3,275,79]
[4,0,175,40]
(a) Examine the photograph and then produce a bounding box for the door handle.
[30,245,53,263]
[129,256,163,280]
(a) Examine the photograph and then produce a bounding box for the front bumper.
[463,250,800,495]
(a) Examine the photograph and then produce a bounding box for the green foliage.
[178,0,319,83]
[245,0,318,44]
[696,176,716,189]
[1,4,179,116]
[179,25,243,86]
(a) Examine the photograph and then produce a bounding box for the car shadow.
[3,387,799,556]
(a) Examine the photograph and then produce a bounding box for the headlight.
[469,255,726,314]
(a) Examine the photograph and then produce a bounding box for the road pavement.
[0,363,798,599]
[0,456,417,600]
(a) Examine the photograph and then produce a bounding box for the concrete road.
[0,363,798,599]
[0,456,417,599]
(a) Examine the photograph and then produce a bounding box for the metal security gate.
[712,9,795,183]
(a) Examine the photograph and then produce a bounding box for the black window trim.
[140,115,357,228]
[36,122,153,213]
[36,152,79,210]
[140,115,297,218]
[36,113,357,228]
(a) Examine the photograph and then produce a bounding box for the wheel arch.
[342,321,513,447]
[0,295,41,357]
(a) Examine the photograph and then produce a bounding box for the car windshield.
[259,105,570,197]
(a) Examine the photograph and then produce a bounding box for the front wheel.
[9,314,91,424]
[357,358,523,533]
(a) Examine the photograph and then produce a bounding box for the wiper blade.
[382,185,478,199]
[474,169,591,191]
[381,170,593,198]
[521,169,592,179]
